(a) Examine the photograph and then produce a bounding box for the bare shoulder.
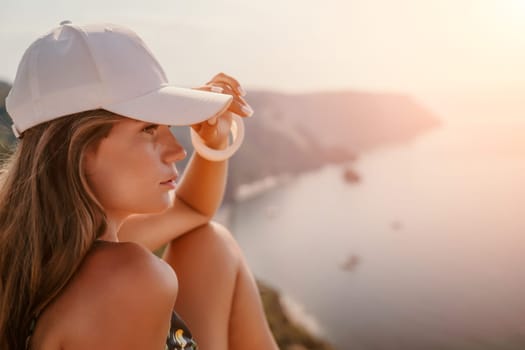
[89,240,179,293]
[35,241,178,350]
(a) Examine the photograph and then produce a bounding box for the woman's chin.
[152,195,173,213]
[117,193,173,215]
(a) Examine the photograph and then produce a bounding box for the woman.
[0,21,278,350]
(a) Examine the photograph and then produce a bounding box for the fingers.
[191,73,253,140]
[193,112,233,147]
[228,98,254,118]
[206,72,246,97]
[199,83,253,118]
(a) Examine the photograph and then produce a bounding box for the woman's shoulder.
[33,241,178,349]
[87,240,178,293]
[76,240,179,315]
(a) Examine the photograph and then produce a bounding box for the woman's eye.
[142,124,159,134]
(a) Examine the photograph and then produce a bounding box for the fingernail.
[241,105,254,117]
[211,86,223,93]
[237,85,247,96]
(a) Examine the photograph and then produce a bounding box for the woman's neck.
[97,212,127,242]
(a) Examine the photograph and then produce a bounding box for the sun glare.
[503,0,525,23]
[512,0,525,11]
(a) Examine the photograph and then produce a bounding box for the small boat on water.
[342,167,360,183]
[390,220,403,230]
[339,254,360,272]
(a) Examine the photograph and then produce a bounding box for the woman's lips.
[161,173,178,183]
[160,175,178,188]
[160,179,177,189]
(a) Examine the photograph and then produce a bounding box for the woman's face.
[84,118,186,218]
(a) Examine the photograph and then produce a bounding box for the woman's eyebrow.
[133,120,157,127]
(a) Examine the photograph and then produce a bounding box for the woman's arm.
[174,135,229,218]
[175,72,249,217]
[116,198,210,251]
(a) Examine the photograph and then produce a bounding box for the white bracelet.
[190,113,245,162]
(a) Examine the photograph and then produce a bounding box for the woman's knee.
[193,221,239,252]
[163,221,241,271]
[161,221,241,348]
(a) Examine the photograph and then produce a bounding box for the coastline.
[214,172,295,229]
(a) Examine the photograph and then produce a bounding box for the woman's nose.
[164,132,187,163]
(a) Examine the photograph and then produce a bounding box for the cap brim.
[102,85,233,126]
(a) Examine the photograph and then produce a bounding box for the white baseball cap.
[6,20,233,138]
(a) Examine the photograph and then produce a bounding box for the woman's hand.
[190,72,253,149]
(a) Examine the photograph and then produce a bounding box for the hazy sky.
[1,0,524,121]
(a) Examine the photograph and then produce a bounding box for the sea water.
[228,121,525,349]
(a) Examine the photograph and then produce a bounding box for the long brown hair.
[0,109,124,349]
